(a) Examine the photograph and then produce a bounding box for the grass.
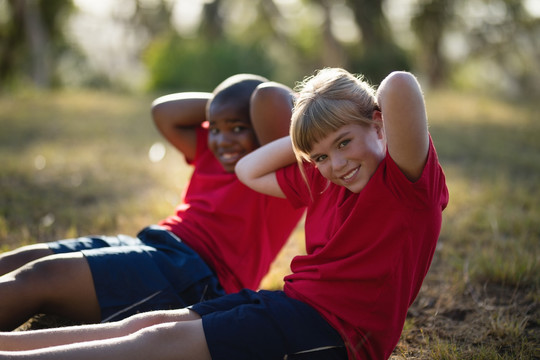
[0,90,191,249]
[0,88,538,358]
[390,90,540,359]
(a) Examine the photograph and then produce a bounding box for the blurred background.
[1,0,539,96]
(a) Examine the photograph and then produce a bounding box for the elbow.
[235,156,250,185]
[388,71,421,90]
[151,99,166,127]
[251,82,293,105]
[250,83,294,145]
[384,71,418,89]
[378,72,422,106]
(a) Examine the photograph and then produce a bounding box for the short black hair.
[211,74,269,113]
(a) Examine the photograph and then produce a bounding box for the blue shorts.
[49,225,225,322]
[191,289,347,360]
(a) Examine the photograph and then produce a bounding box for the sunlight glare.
[524,0,540,17]
[73,0,116,17]
[34,155,46,170]
[149,142,166,163]
[171,0,205,36]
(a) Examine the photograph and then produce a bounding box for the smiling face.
[207,100,259,173]
[309,123,386,193]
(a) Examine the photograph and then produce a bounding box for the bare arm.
[151,92,212,162]
[235,136,296,198]
[377,71,429,182]
[236,81,297,198]
[250,82,295,146]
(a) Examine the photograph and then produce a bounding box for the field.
[0,89,538,358]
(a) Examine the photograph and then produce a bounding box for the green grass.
[0,88,538,358]
[0,90,192,249]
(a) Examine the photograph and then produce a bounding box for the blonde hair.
[290,68,379,164]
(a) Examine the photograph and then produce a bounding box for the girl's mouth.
[341,167,359,182]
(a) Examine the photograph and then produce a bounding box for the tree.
[412,0,455,87]
[0,0,73,89]
[344,0,410,83]
[460,0,540,96]
[412,0,540,95]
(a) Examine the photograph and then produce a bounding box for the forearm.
[151,92,212,159]
[235,136,296,197]
[151,92,211,130]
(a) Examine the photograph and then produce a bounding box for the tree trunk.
[22,0,51,88]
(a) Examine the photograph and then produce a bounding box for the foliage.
[144,34,276,92]
[412,0,540,96]
[0,0,74,88]
[2,0,539,97]
[347,42,411,85]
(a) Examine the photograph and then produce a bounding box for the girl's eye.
[233,126,245,133]
[315,154,327,163]
[209,128,219,135]
[338,139,350,149]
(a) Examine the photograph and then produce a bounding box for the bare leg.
[0,309,200,351]
[0,310,211,360]
[0,253,100,331]
[0,244,54,276]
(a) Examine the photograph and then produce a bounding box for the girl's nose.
[331,155,347,172]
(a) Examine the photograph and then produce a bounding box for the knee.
[134,320,205,354]
[13,253,80,287]
[11,256,55,285]
[0,244,53,275]
[0,257,56,305]
[1,243,52,258]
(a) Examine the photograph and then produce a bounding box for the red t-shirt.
[160,127,304,293]
[276,139,449,359]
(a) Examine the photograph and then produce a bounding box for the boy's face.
[207,100,259,173]
[309,123,385,193]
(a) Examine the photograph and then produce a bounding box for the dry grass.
[0,89,538,358]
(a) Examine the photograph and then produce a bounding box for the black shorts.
[191,289,347,360]
[49,225,225,322]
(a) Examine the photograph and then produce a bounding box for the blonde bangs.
[291,97,375,162]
